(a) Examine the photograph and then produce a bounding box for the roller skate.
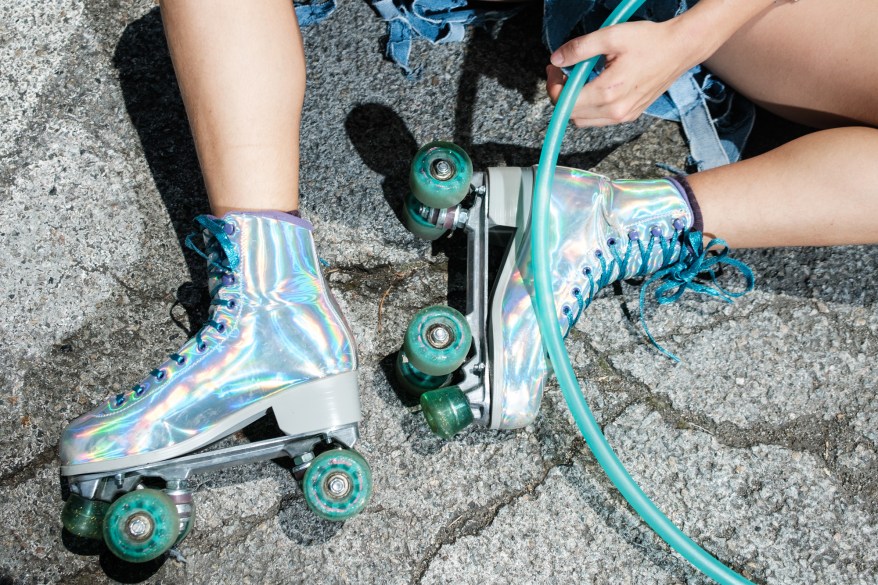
[59,212,372,563]
[398,141,719,438]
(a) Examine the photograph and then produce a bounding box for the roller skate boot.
[59,212,372,563]
[398,142,749,438]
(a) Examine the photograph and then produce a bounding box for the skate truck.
[397,141,546,437]
[59,212,373,563]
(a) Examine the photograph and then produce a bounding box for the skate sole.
[61,371,360,477]
[485,166,545,430]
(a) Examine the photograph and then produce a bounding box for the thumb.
[545,65,567,104]
[550,28,619,68]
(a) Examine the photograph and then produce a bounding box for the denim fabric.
[543,0,754,170]
[294,0,338,26]
[361,0,755,170]
[365,0,521,77]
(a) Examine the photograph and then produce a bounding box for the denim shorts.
[543,0,693,54]
[303,0,754,171]
[543,0,754,170]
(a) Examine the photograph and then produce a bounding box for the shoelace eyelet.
[228,299,237,309]
[114,394,125,407]
[216,322,226,334]
[197,342,207,353]
[607,237,617,246]
[154,369,166,381]
[582,266,592,276]
[562,305,571,315]
[134,385,145,397]
[222,274,236,286]
[175,355,186,365]
[572,287,581,297]
[224,222,237,236]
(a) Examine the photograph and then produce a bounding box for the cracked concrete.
[2,1,878,584]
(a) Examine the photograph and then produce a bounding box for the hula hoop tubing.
[530,2,754,583]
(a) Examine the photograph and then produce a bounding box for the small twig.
[685,421,714,436]
[377,267,420,332]
[377,282,397,333]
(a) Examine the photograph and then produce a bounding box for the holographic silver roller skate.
[397,141,720,438]
[60,212,371,563]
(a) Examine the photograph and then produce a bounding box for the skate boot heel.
[271,370,361,436]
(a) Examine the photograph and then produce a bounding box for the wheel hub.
[426,324,453,349]
[126,513,154,542]
[430,159,455,181]
[325,472,352,499]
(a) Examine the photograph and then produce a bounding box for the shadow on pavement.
[113,8,211,337]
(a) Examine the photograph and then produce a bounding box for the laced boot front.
[490,167,753,429]
[60,212,359,475]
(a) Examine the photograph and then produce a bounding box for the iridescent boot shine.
[60,212,359,476]
[489,167,692,429]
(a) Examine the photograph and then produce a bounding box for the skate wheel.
[302,449,372,522]
[403,193,447,241]
[395,350,451,396]
[61,493,109,540]
[102,489,180,563]
[403,305,472,377]
[421,386,474,439]
[410,141,473,209]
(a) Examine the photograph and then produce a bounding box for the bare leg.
[690,127,878,248]
[704,0,878,129]
[684,0,878,248]
[159,0,305,216]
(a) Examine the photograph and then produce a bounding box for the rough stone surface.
[2,1,877,584]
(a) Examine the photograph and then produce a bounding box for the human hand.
[546,19,710,127]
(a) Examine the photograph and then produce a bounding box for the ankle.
[668,175,703,233]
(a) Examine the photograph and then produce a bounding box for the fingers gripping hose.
[530,2,754,584]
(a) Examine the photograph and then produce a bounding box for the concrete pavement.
[2,1,877,583]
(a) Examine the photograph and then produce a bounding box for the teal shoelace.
[562,228,754,362]
[113,216,240,408]
[564,221,689,333]
[640,230,754,361]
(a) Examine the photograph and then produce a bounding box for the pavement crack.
[0,441,60,490]
[590,345,878,516]
[565,339,878,522]
[68,257,168,304]
[410,448,579,585]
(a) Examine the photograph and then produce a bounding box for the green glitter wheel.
[61,493,109,540]
[410,141,473,209]
[102,489,180,563]
[403,305,472,377]
[302,449,372,522]
[403,193,447,241]
[395,350,451,397]
[420,386,474,439]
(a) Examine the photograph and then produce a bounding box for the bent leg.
[684,2,878,248]
[159,0,305,216]
[689,127,878,248]
[704,0,878,128]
